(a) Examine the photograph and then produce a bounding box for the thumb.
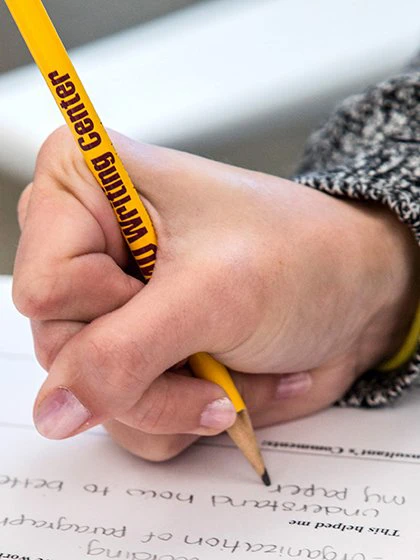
[33,270,207,439]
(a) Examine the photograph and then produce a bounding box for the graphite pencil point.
[262,469,271,487]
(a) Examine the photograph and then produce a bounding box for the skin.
[13,126,419,462]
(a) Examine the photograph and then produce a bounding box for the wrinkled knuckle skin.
[12,276,62,321]
[84,333,146,396]
[130,382,171,435]
[85,336,121,380]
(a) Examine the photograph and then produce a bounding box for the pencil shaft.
[188,353,245,413]
[5,0,269,483]
[5,0,157,281]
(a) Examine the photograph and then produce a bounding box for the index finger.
[13,128,142,322]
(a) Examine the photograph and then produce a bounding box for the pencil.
[5,0,270,486]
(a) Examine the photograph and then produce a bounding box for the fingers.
[13,128,230,325]
[110,370,310,441]
[102,360,358,462]
[32,272,212,440]
[13,127,150,325]
[13,171,143,322]
[247,361,358,428]
[103,371,311,462]
[116,370,237,436]
[14,127,253,445]
[16,253,143,323]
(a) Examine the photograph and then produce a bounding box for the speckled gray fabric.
[293,54,420,407]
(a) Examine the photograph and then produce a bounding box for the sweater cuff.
[293,166,420,407]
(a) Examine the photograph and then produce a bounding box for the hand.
[13,127,419,461]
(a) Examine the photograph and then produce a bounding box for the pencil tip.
[262,469,271,487]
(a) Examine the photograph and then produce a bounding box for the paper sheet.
[1,275,420,559]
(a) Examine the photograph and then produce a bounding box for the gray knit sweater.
[293,54,420,408]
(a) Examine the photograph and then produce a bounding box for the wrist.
[357,203,419,371]
[379,302,420,371]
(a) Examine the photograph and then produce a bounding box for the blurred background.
[0,0,419,274]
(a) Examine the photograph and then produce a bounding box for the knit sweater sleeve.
[292,55,420,408]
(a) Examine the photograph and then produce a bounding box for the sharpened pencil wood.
[227,410,270,485]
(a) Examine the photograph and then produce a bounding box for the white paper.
[1,275,420,559]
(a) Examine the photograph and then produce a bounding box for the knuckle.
[36,126,86,186]
[31,321,74,372]
[13,274,63,320]
[37,126,73,168]
[84,331,148,396]
[131,379,171,434]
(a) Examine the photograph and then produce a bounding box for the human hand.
[13,127,419,460]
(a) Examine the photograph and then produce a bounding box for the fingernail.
[276,372,312,399]
[200,397,237,430]
[34,387,92,439]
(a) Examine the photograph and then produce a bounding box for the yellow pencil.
[5,0,270,486]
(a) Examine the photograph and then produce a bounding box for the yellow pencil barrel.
[5,0,157,281]
[189,353,246,413]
